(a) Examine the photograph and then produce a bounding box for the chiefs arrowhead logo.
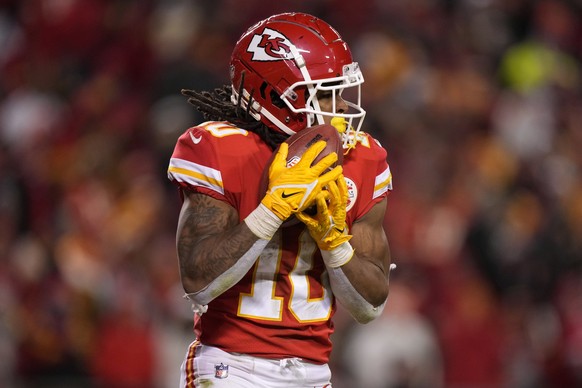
[247,28,295,61]
[344,176,357,212]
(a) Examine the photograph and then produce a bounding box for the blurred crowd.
[0,0,581,387]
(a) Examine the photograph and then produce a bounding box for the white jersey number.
[238,230,333,323]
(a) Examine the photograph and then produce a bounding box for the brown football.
[258,124,344,227]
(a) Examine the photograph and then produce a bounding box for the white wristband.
[321,241,354,268]
[244,203,283,240]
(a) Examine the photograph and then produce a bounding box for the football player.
[168,12,395,388]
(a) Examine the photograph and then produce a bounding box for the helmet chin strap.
[260,107,296,136]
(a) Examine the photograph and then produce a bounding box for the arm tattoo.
[177,193,261,291]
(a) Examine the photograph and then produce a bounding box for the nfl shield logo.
[215,363,229,379]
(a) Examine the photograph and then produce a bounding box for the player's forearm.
[326,225,393,323]
[327,257,393,324]
[178,221,262,294]
[177,190,286,307]
[339,255,390,305]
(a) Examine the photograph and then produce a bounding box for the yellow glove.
[261,141,342,221]
[296,175,352,251]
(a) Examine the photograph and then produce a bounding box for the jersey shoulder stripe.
[168,157,224,195]
[373,165,393,199]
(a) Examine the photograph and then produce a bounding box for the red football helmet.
[229,12,365,149]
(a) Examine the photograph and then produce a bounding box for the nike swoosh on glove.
[261,141,342,221]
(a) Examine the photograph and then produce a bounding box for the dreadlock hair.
[181,73,288,150]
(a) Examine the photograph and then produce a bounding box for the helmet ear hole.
[259,82,268,100]
[270,89,286,109]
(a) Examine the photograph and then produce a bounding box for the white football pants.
[179,341,332,388]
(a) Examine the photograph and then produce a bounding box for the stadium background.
[0,0,581,387]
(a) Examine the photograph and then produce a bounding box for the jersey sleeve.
[344,133,393,223]
[167,125,229,203]
[372,139,393,201]
[167,121,273,217]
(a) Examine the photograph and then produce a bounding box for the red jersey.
[168,121,392,364]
